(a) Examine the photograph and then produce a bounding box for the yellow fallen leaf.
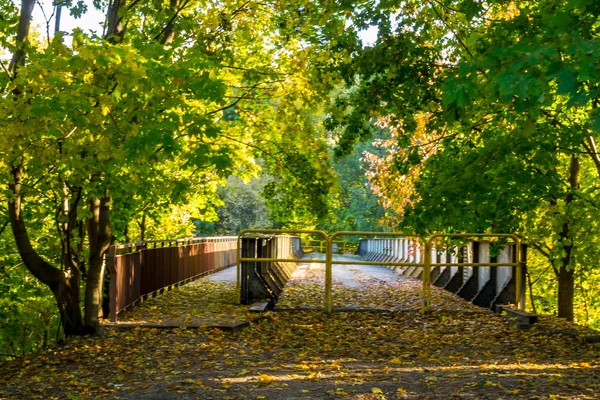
[258,373,274,381]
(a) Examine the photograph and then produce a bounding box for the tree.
[315,0,600,322]
[1,0,334,336]
[318,130,387,233]
[211,174,276,235]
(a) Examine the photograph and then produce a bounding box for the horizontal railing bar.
[238,229,328,237]
[329,260,425,267]
[239,257,425,267]
[431,262,519,267]
[238,258,519,268]
[238,257,326,264]
[112,237,239,254]
[331,231,424,239]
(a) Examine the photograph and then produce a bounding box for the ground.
[0,256,599,400]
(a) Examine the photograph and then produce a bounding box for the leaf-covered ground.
[117,278,251,327]
[278,254,483,312]
[1,262,599,400]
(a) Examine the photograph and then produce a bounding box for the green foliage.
[1,0,338,349]
[313,0,600,324]
[528,249,600,330]
[197,173,277,236]
[318,136,387,233]
[0,259,59,360]
[0,219,62,360]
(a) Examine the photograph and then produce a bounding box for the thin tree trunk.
[85,195,112,332]
[139,211,146,241]
[8,166,85,335]
[54,2,63,33]
[556,155,579,321]
[160,0,180,45]
[105,0,127,42]
[124,225,131,244]
[8,0,35,73]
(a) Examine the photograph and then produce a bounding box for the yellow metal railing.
[236,229,328,291]
[301,240,326,252]
[327,232,427,312]
[237,230,524,313]
[297,240,358,254]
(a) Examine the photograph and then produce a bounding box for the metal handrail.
[237,230,525,313]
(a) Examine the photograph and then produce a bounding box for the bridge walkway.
[112,251,481,329]
[275,252,482,312]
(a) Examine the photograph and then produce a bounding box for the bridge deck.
[115,274,247,328]
[277,252,483,312]
[116,252,483,329]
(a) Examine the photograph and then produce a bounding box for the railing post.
[422,240,431,313]
[107,246,118,322]
[516,240,527,311]
[236,236,241,294]
[521,244,527,310]
[325,236,333,313]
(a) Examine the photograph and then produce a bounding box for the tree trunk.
[160,0,180,44]
[105,0,127,43]
[55,268,84,336]
[8,0,35,73]
[124,225,131,244]
[139,211,146,241]
[558,267,575,321]
[85,195,112,333]
[556,155,579,321]
[8,165,85,335]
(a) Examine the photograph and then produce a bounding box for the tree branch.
[0,60,13,80]
[583,136,600,178]
[427,0,475,60]
[8,0,36,75]
[153,0,191,43]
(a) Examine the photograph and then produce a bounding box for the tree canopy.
[1,0,600,359]
[319,0,600,325]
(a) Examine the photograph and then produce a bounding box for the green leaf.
[556,68,577,96]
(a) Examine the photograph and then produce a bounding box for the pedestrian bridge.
[106,230,527,323]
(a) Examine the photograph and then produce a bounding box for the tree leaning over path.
[1,0,334,336]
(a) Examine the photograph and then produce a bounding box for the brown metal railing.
[106,237,237,322]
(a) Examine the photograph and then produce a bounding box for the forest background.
[1,0,599,359]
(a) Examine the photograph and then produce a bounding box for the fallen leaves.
[278,254,484,312]
[117,278,250,327]
[0,265,599,399]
